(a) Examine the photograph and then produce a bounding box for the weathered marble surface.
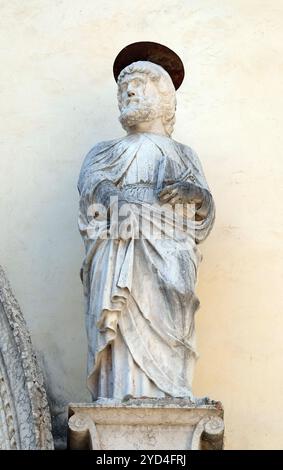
[68,398,224,450]
[78,60,215,402]
[0,266,53,450]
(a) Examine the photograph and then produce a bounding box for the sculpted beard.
[119,96,163,130]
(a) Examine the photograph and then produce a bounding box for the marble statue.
[78,43,215,402]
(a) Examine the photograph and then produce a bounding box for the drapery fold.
[78,133,215,399]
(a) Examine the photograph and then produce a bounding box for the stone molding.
[68,399,224,450]
[0,266,54,450]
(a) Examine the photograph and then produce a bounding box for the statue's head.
[117,61,176,136]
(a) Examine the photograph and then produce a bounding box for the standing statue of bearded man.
[78,53,215,401]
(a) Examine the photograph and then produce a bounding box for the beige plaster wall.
[0,0,282,449]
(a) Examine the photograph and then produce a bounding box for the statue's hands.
[158,181,204,206]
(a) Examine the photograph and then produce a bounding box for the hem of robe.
[86,300,197,400]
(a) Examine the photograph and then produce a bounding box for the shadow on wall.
[39,352,70,450]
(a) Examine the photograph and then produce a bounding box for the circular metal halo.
[113,41,185,90]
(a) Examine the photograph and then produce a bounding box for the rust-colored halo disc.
[113,41,185,90]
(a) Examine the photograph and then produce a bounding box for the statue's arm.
[159,144,215,221]
[194,187,214,220]
[78,141,125,208]
[159,181,212,219]
[94,179,121,207]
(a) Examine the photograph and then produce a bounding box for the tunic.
[78,132,215,400]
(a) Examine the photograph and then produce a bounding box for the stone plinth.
[68,398,224,450]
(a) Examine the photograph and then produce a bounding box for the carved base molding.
[68,398,224,450]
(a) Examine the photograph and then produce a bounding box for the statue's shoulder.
[82,138,122,165]
[172,139,211,190]
[78,138,122,190]
[172,139,200,165]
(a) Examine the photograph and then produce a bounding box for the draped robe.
[78,132,215,400]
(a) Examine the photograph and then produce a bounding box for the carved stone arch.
[0,266,53,450]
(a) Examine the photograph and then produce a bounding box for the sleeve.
[181,144,216,243]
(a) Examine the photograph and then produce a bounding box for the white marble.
[78,61,215,402]
[68,399,224,450]
[0,266,53,450]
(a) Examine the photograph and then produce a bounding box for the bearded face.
[118,72,164,131]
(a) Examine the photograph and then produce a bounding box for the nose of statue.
[127,90,135,97]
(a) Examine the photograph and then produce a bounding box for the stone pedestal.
[68,398,224,450]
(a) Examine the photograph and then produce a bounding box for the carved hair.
[117,61,176,136]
